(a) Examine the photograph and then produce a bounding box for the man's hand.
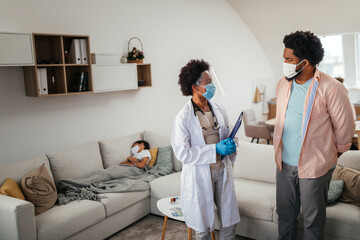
[127,156,138,163]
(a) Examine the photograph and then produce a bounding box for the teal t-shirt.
[282,78,312,166]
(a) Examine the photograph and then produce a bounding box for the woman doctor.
[172,59,240,240]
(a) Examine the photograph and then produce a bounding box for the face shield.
[195,67,227,98]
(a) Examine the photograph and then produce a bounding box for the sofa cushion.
[99,132,143,168]
[47,142,104,185]
[234,178,276,221]
[0,178,25,200]
[100,190,150,217]
[274,201,360,240]
[323,202,360,239]
[327,180,344,204]
[155,146,173,174]
[143,131,182,172]
[35,200,105,240]
[150,172,181,199]
[21,164,57,215]
[0,155,53,185]
[234,141,276,184]
[148,147,158,167]
[337,150,360,171]
[333,165,360,207]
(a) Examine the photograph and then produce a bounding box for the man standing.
[274,31,355,240]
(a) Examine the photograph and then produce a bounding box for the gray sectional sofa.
[0,131,181,240]
[0,131,359,240]
[151,141,360,240]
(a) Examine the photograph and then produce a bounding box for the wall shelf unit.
[24,33,93,97]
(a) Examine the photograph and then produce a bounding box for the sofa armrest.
[0,194,36,240]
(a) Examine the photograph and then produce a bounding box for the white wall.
[228,0,360,78]
[228,0,360,101]
[0,0,274,164]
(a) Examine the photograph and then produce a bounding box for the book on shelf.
[72,71,89,92]
[78,72,85,92]
[82,72,88,91]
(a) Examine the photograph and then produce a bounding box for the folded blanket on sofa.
[57,164,167,205]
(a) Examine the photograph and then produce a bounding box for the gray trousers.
[195,167,236,240]
[276,162,333,240]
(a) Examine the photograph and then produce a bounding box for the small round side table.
[157,196,215,240]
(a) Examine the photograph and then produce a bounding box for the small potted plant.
[127,37,145,63]
[127,47,144,63]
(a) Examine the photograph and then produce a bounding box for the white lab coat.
[171,100,240,232]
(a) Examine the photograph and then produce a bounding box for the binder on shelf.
[38,68,48,95]
[36,69,41,94]
[69,39,81,64]
[80,39,88,64]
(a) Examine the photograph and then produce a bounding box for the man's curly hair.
[178,59,210,96]
[283,31,324,66]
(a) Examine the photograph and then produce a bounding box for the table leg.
[161,215,167,240]
[211,231,215,240]
[188,227,192,240]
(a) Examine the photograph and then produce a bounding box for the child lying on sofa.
[120,140,152,169]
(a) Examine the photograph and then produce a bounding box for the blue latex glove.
[216,138,237,156]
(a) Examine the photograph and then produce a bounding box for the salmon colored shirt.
[274,68,355,178]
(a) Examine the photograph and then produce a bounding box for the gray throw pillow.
[155,145,173,174]
[327,180,344,204]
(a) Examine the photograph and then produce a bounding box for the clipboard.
[229,112,243,139]
[220,112,243,160]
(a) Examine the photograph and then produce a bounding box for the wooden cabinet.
[92,64,138,92]
[136,63,152,87]
[23,33,93,97]
[0,32,34,66]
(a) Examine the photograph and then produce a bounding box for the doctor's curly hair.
[283,31,324,66]
[178,59,210,96]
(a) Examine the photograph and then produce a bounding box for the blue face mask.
[201,83,216,100]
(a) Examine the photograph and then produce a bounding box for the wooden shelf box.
[136,63,152,87]
[24,33,93,97]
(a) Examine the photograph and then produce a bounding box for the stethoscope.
[191,99,220,130]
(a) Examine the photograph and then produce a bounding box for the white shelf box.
[92,64,138,93]
[0,32,34,66]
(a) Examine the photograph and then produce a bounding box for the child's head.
[131,140,150,153]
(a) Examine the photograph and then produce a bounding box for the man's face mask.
[283,60,306,80]
[131,145,140,155]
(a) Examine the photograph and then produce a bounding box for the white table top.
[157,196,184,221]
[265,118,276,126]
